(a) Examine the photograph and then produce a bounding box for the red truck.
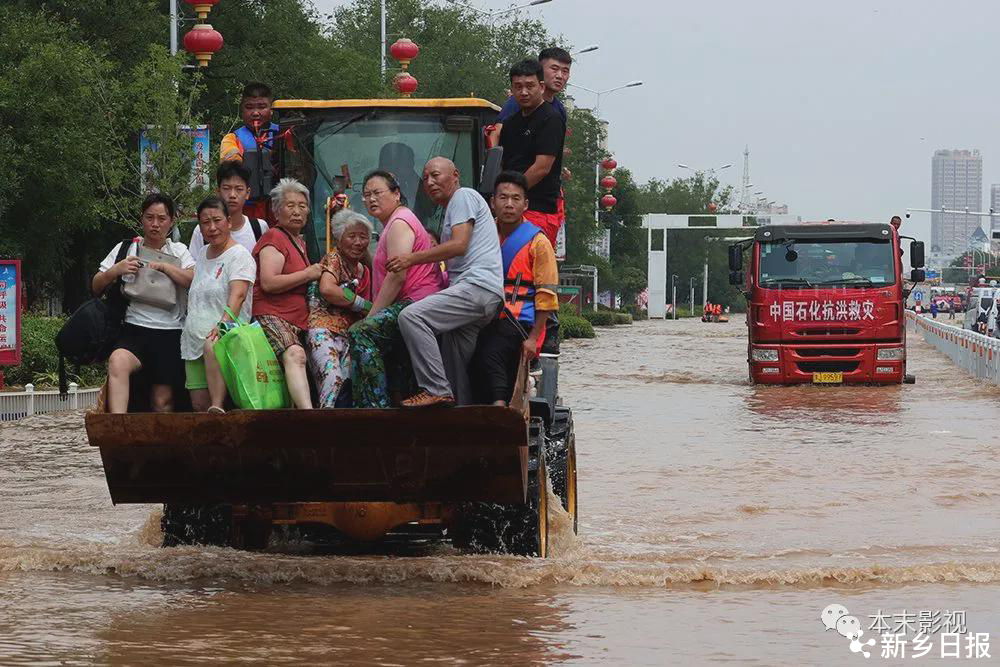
[729,220,925,385]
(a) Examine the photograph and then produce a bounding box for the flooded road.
[2,317,999,665]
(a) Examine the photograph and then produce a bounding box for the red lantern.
[183,24,224,67]
[600,158,617,171]
[395,72,418,97]
[601,194,617,210]
[390,38,420,71]
[708,202,718,213]
[185,0,219,20]
[600,175,617,190]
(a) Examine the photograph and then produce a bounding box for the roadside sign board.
[0,260,22,366]
[912,289,924,303]
[139,124,211,194]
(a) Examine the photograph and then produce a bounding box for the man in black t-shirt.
[498,59,565,246]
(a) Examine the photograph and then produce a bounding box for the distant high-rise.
[991,184,1000,246]
[930,149,982,258]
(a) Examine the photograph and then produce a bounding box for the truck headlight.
[751,348,779,362]
[876,347,905,360]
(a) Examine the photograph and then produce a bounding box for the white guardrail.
[908,310,1000,383]
[0,383,100,422]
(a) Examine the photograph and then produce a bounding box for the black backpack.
[55,238,133,395]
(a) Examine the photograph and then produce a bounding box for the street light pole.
[170,0,178,55]
[569,80,644,225]
[689,276,695,317]
[671,274,678,320]
[443,0,555,24]
[677,163,733,179]
[380,0,387,78]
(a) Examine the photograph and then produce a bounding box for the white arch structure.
[642,214,802,319]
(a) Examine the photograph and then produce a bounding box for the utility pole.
[380,0,387,78]
[170,0,178,55]
[671,274,678,320]
[689,277,695,317]
[702,259,709,307]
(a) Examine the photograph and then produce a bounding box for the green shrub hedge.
[581,310,618,326]
[624,304,649,321]
[559,313,595,340]
[613,312,633,325]
[3,315,105,388]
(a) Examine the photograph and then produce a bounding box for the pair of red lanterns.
[390,38,420,97]
[181,0,223,67]
[600,157,618,211]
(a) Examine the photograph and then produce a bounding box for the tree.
[0,7,122,305]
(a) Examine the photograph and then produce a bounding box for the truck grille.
[795,348,859,357]
[795,361,861,373]
[793,327,861,336]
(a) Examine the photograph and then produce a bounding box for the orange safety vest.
[500,221,548,325]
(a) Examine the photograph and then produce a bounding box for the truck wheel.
[453,418,549,557]
[230,517,272,551]
[161,504,232,547]
[546,408,578,534]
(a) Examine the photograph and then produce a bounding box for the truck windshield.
[758,239,895,287]
[309,114,475,241]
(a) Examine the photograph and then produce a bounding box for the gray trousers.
[398,282,503,404]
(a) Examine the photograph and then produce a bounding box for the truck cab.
[730,221,925,385]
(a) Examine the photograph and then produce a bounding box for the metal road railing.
[0,383,100,422]
[908,311,1000,384]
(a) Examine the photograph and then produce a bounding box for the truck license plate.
[812,372,843,384]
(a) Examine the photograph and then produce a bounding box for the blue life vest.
[234,123,278,201]
[501,222,543,325]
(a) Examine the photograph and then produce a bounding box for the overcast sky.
[312,0,1000,245]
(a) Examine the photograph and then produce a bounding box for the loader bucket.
[85,407,529,505]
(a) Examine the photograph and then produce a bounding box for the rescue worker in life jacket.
[470,171,559,406]
[219,82,278,221]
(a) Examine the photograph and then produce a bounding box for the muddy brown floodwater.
[2,316,1000,665]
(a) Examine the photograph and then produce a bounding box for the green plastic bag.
[213,310,291,410]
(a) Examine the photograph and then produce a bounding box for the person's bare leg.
[203,340,228,409]
[189,388,210,412]
[107,348,141,414]
[282,344,312,409]
[150,384,174,413]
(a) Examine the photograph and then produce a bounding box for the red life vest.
[501,222,545,325]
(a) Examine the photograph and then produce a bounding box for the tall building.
[991,184,1000,248]
[930,149,982,259]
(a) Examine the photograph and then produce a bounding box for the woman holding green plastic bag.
[251,178,324,409]
[180,195,256,412]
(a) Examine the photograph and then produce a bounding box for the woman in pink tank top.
[347,171,445,407]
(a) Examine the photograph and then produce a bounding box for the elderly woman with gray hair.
[305,209,373,407]
[252,177,323,409]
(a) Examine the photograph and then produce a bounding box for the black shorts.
[113,323,184,387]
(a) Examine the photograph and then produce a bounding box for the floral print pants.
[305,328,351,408]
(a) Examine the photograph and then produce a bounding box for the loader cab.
[273,98,501,261]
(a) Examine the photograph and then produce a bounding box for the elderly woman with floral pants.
[305,210,373,407]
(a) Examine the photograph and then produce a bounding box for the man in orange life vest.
[219,82,278,221]
[470,171,559,406]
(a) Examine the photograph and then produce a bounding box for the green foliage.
[559,313,594,340]
[582,310,617,326]
[2,315,104,387]
[613,312,633,325]
[623,304,648,321]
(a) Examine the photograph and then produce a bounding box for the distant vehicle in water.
[963,286,997,333]
[728,219,925,385]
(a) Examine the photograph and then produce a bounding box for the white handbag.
[122,242,182,309]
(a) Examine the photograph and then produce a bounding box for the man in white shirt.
[190,161,269,256]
